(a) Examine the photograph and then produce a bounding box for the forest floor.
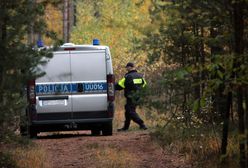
[35,130,192,168]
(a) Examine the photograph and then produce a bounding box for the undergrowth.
[150,124,239,168]
[0,151,18,168]
[0,133,49,168]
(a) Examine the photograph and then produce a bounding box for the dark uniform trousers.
[115,69,147,130]
[123,98,144,129]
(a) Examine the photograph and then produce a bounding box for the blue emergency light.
[37,39,44,48]
[93,39,100,45]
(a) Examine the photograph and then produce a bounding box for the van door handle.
[77,83,84,92]
[38,96,69,100]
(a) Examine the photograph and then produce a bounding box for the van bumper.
[32,118,112,125]
[31,118,113,132]
[28,105,115,132]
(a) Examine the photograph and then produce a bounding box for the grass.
[0,133,50,168]
[85,142,100,149]
[12,146,50,168]
[150,124,240,168]
[113,96,160,130]
[93,147,137,168]
[0,143,49,168]
[115,97,241,168]
[84,139,137,168]
[0,151,18,168]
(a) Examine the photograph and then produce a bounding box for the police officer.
[115,62,147,131]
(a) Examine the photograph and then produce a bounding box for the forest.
[0,0,247,168]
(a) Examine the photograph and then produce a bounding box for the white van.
[24,40,115,137]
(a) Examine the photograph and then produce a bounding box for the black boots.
[117,128,128,132]
[117,125,148,131]
[140,124,148,130]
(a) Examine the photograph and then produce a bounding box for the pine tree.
[142,0,248,166]
[0,0,54,140]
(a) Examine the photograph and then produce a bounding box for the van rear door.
[36,51,73,120]
[70,50,108,119]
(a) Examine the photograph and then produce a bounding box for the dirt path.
[35,131,190,168]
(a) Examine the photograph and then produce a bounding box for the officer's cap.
[125,62,135,68]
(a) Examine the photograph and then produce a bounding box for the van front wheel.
[102,122,112,136]
[91,129,101,136]
[29,126,37,139]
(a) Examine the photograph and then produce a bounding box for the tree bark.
[200,27,205,94]
[63,0,69,43]
[245,88,248,165]
[27,0,36,45]
[0,0,7,94]
[237,89,246,168]
[69,0,75,29]
[0,1,7,135]
[233,0,246,167]
[221,92,232,158]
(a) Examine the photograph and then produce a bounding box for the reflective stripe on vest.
[118,78,126,88]
[133,78,143,84]
[133,78,147,88]
[142,79,147,88]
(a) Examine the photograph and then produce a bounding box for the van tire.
[102,122,113,136]
[91,129,101,136]
[29,126,37,139]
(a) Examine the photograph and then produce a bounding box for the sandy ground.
[35,130,191,168]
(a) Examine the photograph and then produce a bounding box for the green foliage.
[71,0,151,77]
[0,130,32,147]
[151,123,239,168]
[151,123,220,146]
[0,1,55,141]
[141,0,248,123]
[0,151,18,168]
[142,0,248,166]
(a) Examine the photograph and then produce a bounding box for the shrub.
[0,151,18,168]
[150,124,239,168]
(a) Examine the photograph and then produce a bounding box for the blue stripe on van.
[36,82,107,95]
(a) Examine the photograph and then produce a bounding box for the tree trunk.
[0,1,7,135]
[63,0,69,43]
[233,0,246,167]
[0,0,7,95]
[221,92,232,159]
[69,0,75,29]
[237,88,246,168]
[245,88,248,165]
[27,0,36,45]
[200,27,205,94]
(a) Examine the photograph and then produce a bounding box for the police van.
[24,40,115,137]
